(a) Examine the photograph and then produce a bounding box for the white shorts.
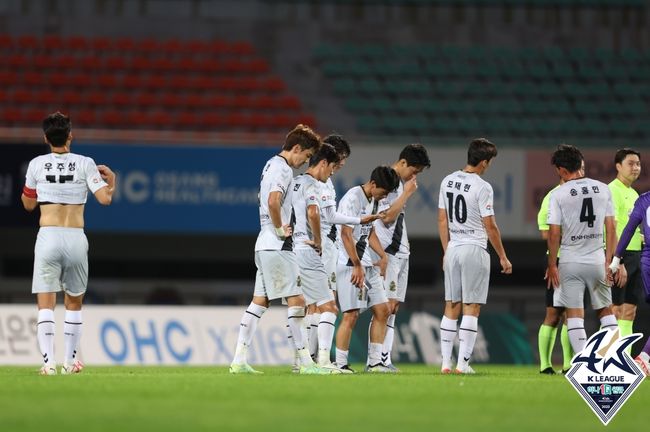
[337,264,387,313]
[443,244,490,304]
[554,262,612,310]
[32,227,88,296]
[253,250,301,301]
[322,238,338,291]
[383,254,409,302]
[296,248,335,306]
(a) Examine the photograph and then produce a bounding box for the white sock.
[37,309,55,366]
[308,313,321,357]
[368,342,383,366]
[567,317,587,353]
[336,348,349,367]
[287,306,307,350]
[440,316,458,369]
[366,316,373,365]
[63,310,82,366]
[457,315,478,370]
[383,314,396,366]
[317,311,336,363]
[600,314,618,331]
[233,303,267,364]
[286,324,299,368]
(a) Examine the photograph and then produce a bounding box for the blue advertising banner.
[76,144,275,233]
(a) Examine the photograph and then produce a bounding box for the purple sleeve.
[614,197,646,257]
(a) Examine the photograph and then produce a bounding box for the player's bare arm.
[605,215,626,287]
[381,176,417,225]
[268,190,291,238]
[438,208,450,269]
[547,224,561,289]
[368,228,388,277]
[341,225,364,288]
[483,215,512,274]
[21,193,38,212]
[94,164,116,205]
[305,204,322,254]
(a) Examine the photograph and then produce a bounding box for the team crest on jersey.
[389,281,396,292]
[565,329,644,425]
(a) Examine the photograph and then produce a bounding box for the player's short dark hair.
[323,134,350,159]
[309,143,339,167]
[467,138,497,166]
[43,111,71,147]
[551,144,584,173]
[399,143,431,169]
[614,148,641,165]
[284,124,321,152]
[370,166,400,192]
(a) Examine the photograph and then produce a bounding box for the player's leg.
[382,256,408,370]
[440,246,462,373]
[454,245,489,374]
[560,310,573,372]
[334,264,363,372]
[32,228,63,375]
[231,252,269,374]
[538,284,561,374]
[589,264,618,332]
[60,229,88,374]
[619,251,641,353]
[316,300,341,371]
[306,303,320,360]
[558,263,588,353]
[36,293,57,375]
[366,268,390,372]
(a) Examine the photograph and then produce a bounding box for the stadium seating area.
[0,35,316,131]
[315,44,650,141]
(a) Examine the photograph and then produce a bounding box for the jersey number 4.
[45,175,74,183]
[446,192,467,224]
[579,197,595,228]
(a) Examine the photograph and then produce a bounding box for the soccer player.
[230,124,322,374]
[546,144,624,354]
[608,149,641,351]
[609,190,650,375]
[305,134,382,361]
[291,142,344,372]
[536,163,583,375]
[438,138,512,374]
[21,112,116,375]
[334,166,400,373]
[371,144,430,371]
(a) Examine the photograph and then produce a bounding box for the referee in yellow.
[608,148,642,351]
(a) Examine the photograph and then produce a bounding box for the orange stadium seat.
[83,90,108,106]
[43,34,64,51]
[75,110,96,126]
[2,108,23,124]
[54,54,79,70]
[115,37,135,52]
[11,89,32,104]
[110,92,132,107]
[136,38,160,53]
[0,34,13,50]
[23,71,44,86]
[96,74,118,88]
[104,56,127,71]
[0,71,18,86]
[32,54,57,69]
[134,92,157,107]
[35,89,57,105]
[18,35,39,51]
[90,36,111,52]
[67,36,90,51]
[160,93,182,108]
[162,38,184,55]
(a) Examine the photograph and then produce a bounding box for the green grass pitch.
[0,365,646,431]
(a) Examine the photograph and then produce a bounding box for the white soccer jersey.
[24,152,107,204]
[255,155,295,252]
[337,186,378,267]
[374,181,409,258]
[320,178,338,243]
[438,170,495,249]
[547,177,613,265]
[291,173,321,251]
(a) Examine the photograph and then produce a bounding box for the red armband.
[22,185,37,199]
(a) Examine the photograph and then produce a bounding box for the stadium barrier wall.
[3,142,645,238]
[0,305,532,366]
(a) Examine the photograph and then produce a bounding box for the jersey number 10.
[446,192,467,224]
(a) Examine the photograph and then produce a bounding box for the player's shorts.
[554,262,612,310]
[642,256,650,303]
[321,238,338,291]
[612,251,642,306]
[337,265,387,313]
[32,227,88,296]
[296,248,334,306]
[383,254,409,302]
[443,244,490,305]
[253,250,301,301]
